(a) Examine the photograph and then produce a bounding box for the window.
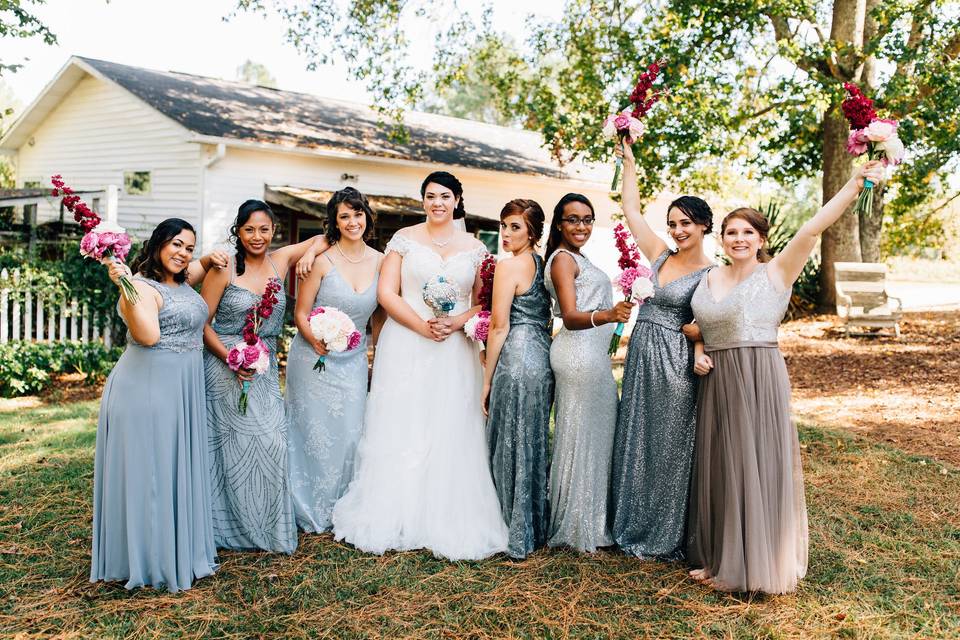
[478,230,499,254]
[22,180,42,189]
[123,171,151,195]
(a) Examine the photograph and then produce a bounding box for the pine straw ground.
[1,312,959,639]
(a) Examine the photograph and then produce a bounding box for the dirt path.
[781,311,960,466]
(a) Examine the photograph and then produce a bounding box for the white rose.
[631,276,655,301]
[877,135,905,164]
[328,335,349,353]
[251,350,270,374]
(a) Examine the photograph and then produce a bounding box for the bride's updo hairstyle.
[500,199,545,249]
[231,199,277,276]
[544,193,595,261]
[721,207,771,262]
[420,171,466,220]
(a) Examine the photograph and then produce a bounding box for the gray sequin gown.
[91,277,218,593]
[610,250,710,560]
[687,264,808,594]
[486,253,554,559]
[544,248,618,552]
[286,258,378,533]
[204,256,297,553]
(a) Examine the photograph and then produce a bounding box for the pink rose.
[111,234,132,262]
[79,231,101,258]
[226,347,244,371]
[242,344,263,367]
[864,119,898,142]
[613,113,631,132]
[846,129,869,156]
[347,330,362,351]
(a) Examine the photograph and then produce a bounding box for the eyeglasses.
[561,216,595,227]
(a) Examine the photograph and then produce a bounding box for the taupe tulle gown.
[687,264,808,594]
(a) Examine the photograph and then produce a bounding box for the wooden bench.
[834,262,903,338]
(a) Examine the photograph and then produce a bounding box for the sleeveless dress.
[332,234,508,560]
[286,257,379,533]
[609,250,710,559]
[485,253,554,559]
[91,277,217,592]
[203,256,297,553]
[544,248,618,552]
[687,264,808,593]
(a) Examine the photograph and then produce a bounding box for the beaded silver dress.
[610,249,709,559]
[485,253,554,559]
[544,248,617,552]
[687,264,808,594]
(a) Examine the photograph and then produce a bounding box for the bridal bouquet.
[841,83,905,216]
[464,253,496,343]
[422,274,461,318]
[307,306,363,373]
[51,175,139,303]
[602,59,667,191]
[608,224,654,355]
[227,277,282,415]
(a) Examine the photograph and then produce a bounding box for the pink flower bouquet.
[603,59,667,191]
[226,338,270,415]
[608,224,654,355]
[464,310,491,343]
[307,306,362,373]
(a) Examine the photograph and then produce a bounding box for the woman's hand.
[615,140,636,164]
[681,322,702,342]
[481,382,491,417]
[606,300,635,324]
[854,160,885,190]
[235,367,255,384]
[296,249,317,280]
[311,339,328,357]
[693,352,714,376]
[427,317,454,341]
[104,259,132,286]
[207,250,230,270]
[478,349,487,368]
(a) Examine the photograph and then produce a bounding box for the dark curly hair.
[420,171,466,219]
[325,187,375,244]
[499,199,545,249]
[667,195,714,233]
[544,193,595,261]
[231,199,277,276]
[131,218,196,284]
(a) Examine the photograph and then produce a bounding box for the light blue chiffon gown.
[91,276,218,593]
[286,257,379,532]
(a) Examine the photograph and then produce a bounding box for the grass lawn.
[1,399,958,639]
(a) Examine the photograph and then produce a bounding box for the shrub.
[761,201,821,319]
[0,341,123,397]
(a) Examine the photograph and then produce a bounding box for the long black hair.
[420,171,466,219]
[231,199,277,276]
[544,193,595,261]
[668,195,714,233]
[131,217,196,284]
[325,187,375,244]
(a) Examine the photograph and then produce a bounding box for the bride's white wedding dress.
[331,233,509,560]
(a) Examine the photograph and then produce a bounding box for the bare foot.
[689,568,710,582]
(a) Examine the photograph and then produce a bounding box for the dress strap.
[266,253,283,281]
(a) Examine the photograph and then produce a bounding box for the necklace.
[336,242,366,264]
[429,230,455,247]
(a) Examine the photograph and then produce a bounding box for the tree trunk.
[819,105,861,308]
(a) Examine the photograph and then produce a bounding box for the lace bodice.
[636,250,711,331]
[690,264,790,348]
[544,249,613,317]
[385,234,487,319]
[126,276,208,352]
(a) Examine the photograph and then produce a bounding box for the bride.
[331,171,509,560]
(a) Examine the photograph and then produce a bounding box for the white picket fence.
[0,268,114,347]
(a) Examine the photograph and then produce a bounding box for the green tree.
[0,0,56,76]
[237,0,960,305]
[236,59,278,88]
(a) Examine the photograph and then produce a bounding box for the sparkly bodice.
[126,276,208,352]
[385,234,487,319]
[213,256,286,340]
[637,250,711,331]
[544,249,613,317]
[509,254,552,330]
[690,264,790,348]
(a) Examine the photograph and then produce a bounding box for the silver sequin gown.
[485,253,554,559]
[687,264,808,593]
[91,277,218,592]
[203,256,297,553]
[610,250,710,559]
[544,248,617,552]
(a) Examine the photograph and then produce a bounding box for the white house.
[0,56,630,260]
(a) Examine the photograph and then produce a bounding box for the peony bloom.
[846,129,869,155]
[877,135,905,165]
[79,231,101,258]
[613,113,632,131]
[251,349,270,374]
[864,119,898,142]
[347,330,362,351]
[631,275,655,302]
[226,348,244,371]
[602,115,618,138]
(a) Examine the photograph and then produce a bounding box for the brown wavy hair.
[499,199,545,249]
[720,207,771,262]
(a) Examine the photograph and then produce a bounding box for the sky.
[2,0,563,112]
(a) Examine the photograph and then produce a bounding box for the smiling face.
[159,229,196,278]
[667,206,707,252]
[500,213,532,254]
[336,202,367,242]
[721,217,765,264]
[558,201,594,249]
[237,210,275,256]
[422,182,458,224]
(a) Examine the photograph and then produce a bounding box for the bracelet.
[590,310,599,328]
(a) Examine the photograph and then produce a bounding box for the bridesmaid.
[201,199,328,553]
[286,188,385,533]
[544,193,633,552]
[687,161,885,594]
[92,218,226,592]
[609,142,714,560]
[481,199,554,560]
